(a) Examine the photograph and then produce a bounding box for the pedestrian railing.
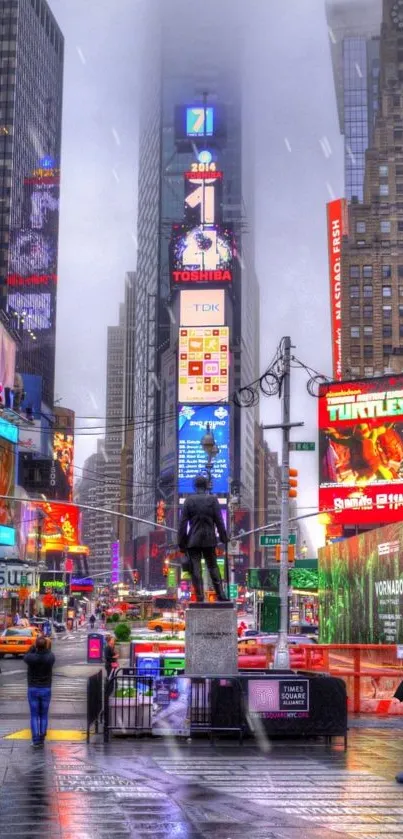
[86,669,103,742]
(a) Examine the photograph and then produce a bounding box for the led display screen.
[0,438,15,529]
[111,541,119,585]
[178,327,229,403]
[29,502,80,551]
[178,404,230,494]
[184,172,223,226]
[0,322,16,390]
[319,375,403,525]
[0,525,15,546]
[327,199,348,381]
[180,290,225,327]
[186,106,214,137]
[8,292,52,331]
[0,418,18,444]
[174,105,226,150]
[53,431,74,501]
[170,224,233,285]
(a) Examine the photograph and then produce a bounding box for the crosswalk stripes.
[0,677,87,702]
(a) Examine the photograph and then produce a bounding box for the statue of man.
[178,475,229,603]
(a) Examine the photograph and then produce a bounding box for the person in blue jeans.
[24,635,55,748]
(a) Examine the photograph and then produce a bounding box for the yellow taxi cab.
[147,617,186,633]
[0,627,38,657]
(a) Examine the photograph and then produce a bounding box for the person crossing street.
[24,635,55,748]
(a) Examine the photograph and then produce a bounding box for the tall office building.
[0,0,64,407]
[130,0,260,576]
[326,0,382,201]
[334,0,403,377]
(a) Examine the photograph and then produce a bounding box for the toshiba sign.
[180,289,225,326]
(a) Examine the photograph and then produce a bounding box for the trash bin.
[87,633,105,664]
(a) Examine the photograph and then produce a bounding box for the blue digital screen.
[186,107,214,137]
[178,404,230,495]
[0,525,15,546]
[0,417,18,444]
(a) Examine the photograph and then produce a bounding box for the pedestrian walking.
[89,614,96,630]
[104,634,119,678]
[24,635,55,748]
[13,611,20,626]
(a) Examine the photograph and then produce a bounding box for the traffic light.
[289,468,298,498]
[275,544,295,563]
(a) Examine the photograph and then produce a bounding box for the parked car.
[0,627,39,658]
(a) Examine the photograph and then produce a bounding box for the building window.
[383,285,392,297]
[350,305,360,319]
[363,265,373,278]
[350,285,359,298]
[383,325,393,337]
[351,345,361,357]
[349,265,360,278]
[364,345,373,357]
[379,164,389,177]
[363,285,373,297]
[356,221,366,233]
[383,344,393,355]
[357,240,366,247]
[363,305,373,318]
[382,264,392,278]
[350,326,360,338]
[384,305,392,319]
[380,184,389,196]
[364,325,373,336]
[381,220,391,233]
[351,366,361,376]
[364,366,374,376]
[400,305,403,317]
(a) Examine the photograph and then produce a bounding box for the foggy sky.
[48,0,344,550]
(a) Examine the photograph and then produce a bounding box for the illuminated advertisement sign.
[53,431,74,502]
[111,541,120,585]
[0,417,18,444]
[71,576,94,592]
[170,225,233,285]
[18,420,42,453]
[178,327,229,403]
[327,199,348,381]
[0,438,15,529]
[30,502,80,550]
[159,347,177,478]
[178,404,230,494]
[319,375,403,525]
[8,292,52,331]
[319,521,403,645]
[186,106,214,137]
[0,322,16,391]
[39,572,70,594]
[180,290,225,327]
[184,171,223,226]
[0,525,15,546]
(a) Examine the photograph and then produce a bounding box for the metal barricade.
[86,669,103,742]
[104,668,153,742]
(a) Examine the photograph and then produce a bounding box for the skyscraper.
[336,0,403,377]
[129,0,260,570]
[326,0,382,201]
[0,0,64,407]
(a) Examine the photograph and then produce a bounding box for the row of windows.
[350,345,394,357]
[349,264,403,278]
[351,325,403,338]
[356,220,403,234]
[350,284,403,297]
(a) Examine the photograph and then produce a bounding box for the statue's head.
[194,474,209,492]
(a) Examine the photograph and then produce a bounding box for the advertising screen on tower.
[180,290,225,327]
[178,404,230,495]
[327,199,348,381]
[319,375,403,525]
[170,224,233,285]
[178,327,229,403]
[53,431,74,501]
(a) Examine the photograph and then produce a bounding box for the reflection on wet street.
[1,728,403,838]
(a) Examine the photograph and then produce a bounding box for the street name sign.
[259,533,297,548]
[289,442,315,451]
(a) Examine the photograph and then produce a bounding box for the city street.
[2,725,403,837]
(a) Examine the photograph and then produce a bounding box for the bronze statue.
[178,475,229,602]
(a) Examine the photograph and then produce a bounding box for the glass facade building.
[0,0,64,407]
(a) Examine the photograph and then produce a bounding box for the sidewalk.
[2,727,403,838]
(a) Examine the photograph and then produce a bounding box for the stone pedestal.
[185,602,238,677]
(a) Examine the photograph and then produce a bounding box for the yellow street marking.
[5,729,86,741]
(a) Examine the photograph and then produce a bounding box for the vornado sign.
[0,565,38,592]
[180,289,225,327]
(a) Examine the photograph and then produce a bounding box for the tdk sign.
[180,290,225,327]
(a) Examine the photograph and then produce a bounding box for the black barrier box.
[87,633,104,664]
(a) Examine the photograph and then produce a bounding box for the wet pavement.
[1,728,403,838]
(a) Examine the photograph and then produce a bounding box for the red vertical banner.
[327,199,348,381]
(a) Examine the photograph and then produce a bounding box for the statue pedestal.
[185,602,238,677]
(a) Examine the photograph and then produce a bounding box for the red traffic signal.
[289,468,298,498]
